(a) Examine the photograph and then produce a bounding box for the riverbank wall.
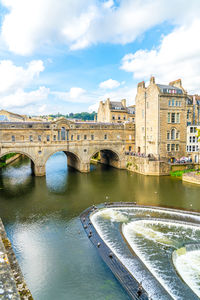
[126,156,170,176]
[182,172,200,185]
[5,154,22,165]
[0,219,33,299]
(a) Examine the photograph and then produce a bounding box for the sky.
[0,0,200,115]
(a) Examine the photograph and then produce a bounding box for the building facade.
[135,77,187,160]
[186,125,200,163]
[97,98,135,123]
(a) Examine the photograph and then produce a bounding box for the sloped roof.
[157,84,183,94]
[0,115,9,122]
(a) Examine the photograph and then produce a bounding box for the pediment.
[51,117,75,128]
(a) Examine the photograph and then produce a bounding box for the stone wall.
[0,219,33,299]
[126,156,170,176]
[182,172,200,185]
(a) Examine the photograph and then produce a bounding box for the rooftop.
[157,84,183,94]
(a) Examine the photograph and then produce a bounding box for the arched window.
[61,127,66,140]
[172,99,175,106]
[171,128,176,140]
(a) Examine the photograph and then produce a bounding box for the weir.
[81,204,200,300]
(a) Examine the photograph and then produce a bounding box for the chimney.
[137,81,145,89]
[121,99,126,108]
[150,76,155,84]
[169,79,182,88]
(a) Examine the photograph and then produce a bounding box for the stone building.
[186,125,200,163]
[0,110,26,122]
[97,98,135,123]
[135,77,187,161]
[0,109,45,122]
[186,95,200,126]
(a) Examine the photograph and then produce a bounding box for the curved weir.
[81,204,200,300]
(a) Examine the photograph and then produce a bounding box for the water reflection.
[1,152,200,300]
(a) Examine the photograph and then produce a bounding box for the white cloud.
[121,19,200,93]
[0,59,49,111]
[1,0,200,54]
[1,86,49,108]
[0,60,44,94]
[99,79,120,89]
[88,86,137,112]
[69,87,86,98]
[53,87,94,103]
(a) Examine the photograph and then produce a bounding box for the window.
[176,131,180,139]
[171,128,175,140]
[194,127,197,132]
[61,127,66,140]
[190,127,193,133]
[167,132,170,140]
[168,100,171,106]
[118,116,121,120]
[172,99,175,106]
[179,101,181,106]
[71,135,73,141]
[171,113,175,123]
[187,146,188,152]
[38,135,41,141]
[176,113,180,123]
[193,136,196,143]
[91,134,94,140]
[197,145,199,151]
[123,115,126,120]
[176,101,178,106]
[11,135,15,142]
[167,144,170,152]
[187,110,190,120]
[129,146,132,151]
[193,145,195,151]
[47,135,50,141]
[168,113,170,123]
[84,135,87,140]
[112,115,115,120]
[189,146,192,151]
[53,135,56,141]
[104,134,107,140]
[171,144,175,151]
[176,144,179,151]
[77,135,80,140]
[29,135,33,142]
[189,136,192,143]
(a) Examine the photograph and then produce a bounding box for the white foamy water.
[91,207,200,300]
[173,247,200,298]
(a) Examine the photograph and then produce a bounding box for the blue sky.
[0,0,200,115]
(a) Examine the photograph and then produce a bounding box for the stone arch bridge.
[0,118,135,176]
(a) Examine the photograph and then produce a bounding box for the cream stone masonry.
[136,77,187,161]
[0,118,135,176]
[97,98,135,124]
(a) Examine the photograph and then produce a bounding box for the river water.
[0,152,200,300]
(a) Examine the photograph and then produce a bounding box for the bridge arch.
[89,147,123,169]
[44,149,88,173]
[0,150,36,164]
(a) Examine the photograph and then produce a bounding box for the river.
[0,152,200,300]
